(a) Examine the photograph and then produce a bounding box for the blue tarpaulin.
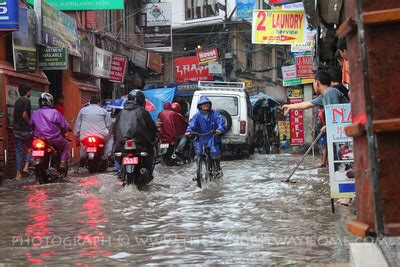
[143,87,176,120]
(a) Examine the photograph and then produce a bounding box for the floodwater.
[0,154,356,265]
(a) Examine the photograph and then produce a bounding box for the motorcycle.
[115,139,153,189]
[80,136,108,173]
[31,138,68,184]
[159,134,193,166]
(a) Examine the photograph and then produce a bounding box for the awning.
[71,79,99,93]
[0,62,49,85]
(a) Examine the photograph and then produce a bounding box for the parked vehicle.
[189,81,255,156]
[81,135,109,173]
[31,138,68,184]
[115,139,153,189]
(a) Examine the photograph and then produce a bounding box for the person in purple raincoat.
[30,93,70,169]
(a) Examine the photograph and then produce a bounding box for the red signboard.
[296,55,313,78]
[289,97,304,145]
[109,55,127,83]
[175,56,213,84]
[196,48,219,65]
[147,52,163,73]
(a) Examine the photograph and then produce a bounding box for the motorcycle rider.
[114,90,158,178]
[74,95,113,165]
[185,96,225,176]
[170,102,189,157]
[30,93,70,169]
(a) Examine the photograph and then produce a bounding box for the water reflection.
[23,185,56,263]
[77,176,112,262]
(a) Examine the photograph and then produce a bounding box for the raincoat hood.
[197,96,212,110]
[164,102,171,110]
[124,100,141,111]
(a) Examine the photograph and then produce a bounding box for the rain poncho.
[187,96,225,158]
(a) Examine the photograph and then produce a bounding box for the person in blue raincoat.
[185,96,226,176]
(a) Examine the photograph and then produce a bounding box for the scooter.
[80,136,109,173]
[31,139,68,184]
[115,139,153,189]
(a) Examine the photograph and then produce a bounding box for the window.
[104,10,115,32]
[185,0,222,20]
[276,50,286,80]
[206,96,239,116]
[122,5,129,41]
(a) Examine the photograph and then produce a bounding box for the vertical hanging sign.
[289,97,304,145]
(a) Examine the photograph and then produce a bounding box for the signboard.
[73,42,93,75]
[27,0,124,10]
[38,47,68,70]
[291,29,316,52]
[197,48,219,65]
[282,65,296,80]
[295,55,313,78]
[143,25,172,52]
[147,52,162,73]
[12,7,36,72]
[252,10,306,45]
[208,61,222,76]
[237,0,256,19]
[278,121,290,142]
[269,0,301,5]
[325,104,355,199]
[175,56,213,84]
[132,49,148,69]
[0,0,19,30]
[109,55,127,83]
[282,64,313,86]
[144,2,171,26]
[283,78,313,86]
[93,47,112,79]
[287,88,303,98]
[289,97,304,145]
[41,1,80,57]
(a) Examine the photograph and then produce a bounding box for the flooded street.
[0,154,356,265]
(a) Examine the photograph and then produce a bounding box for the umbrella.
[106,96,156,112]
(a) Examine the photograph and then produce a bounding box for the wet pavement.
[0,154,357,265]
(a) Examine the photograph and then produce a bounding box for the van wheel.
[217,109,232,133]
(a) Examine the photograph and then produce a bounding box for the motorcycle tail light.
[87,136,98,144]
[127,153,134,157]
[126,140,134,147]
[33,139,46,149]
[240,121,246,134]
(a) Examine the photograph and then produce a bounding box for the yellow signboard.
[252,10,306,45]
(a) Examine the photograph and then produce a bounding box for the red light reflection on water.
[78,176,112,260]
[23,185,55,263]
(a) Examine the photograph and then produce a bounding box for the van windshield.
[206,96,238,116]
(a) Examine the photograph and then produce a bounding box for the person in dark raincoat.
[186,96,225,175]
[114,90,158,177]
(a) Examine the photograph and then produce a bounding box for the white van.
[189,81,255,155]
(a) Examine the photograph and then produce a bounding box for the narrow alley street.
[0,154,356,265]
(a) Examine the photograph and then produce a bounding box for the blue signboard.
[236,0,256,19]
[0,0,19,31]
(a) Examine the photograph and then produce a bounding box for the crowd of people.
[11,86,226,181]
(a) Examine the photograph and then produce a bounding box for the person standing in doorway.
[13,84,32,180]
